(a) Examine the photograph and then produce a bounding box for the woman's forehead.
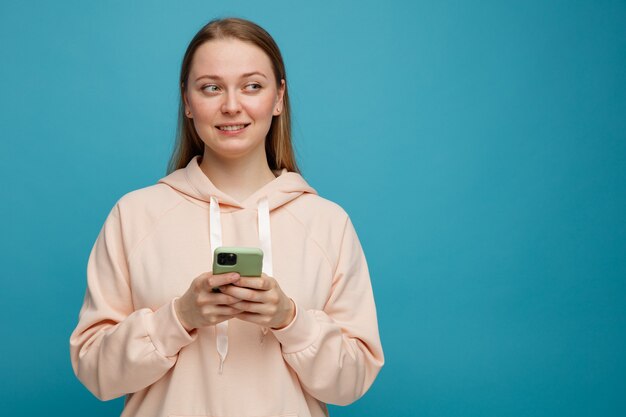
[190,38,274,79]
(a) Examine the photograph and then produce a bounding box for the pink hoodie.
[70,156,384,417]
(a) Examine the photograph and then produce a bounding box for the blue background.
[1,0,625,415]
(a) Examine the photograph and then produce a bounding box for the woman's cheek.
[250,95,277,118]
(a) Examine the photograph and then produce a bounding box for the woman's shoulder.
[112,183,185,223]
[118,182,181,207]
[292,192,348,216]
[284,192,352,234]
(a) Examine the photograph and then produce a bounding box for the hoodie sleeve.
[271,216,384,406]
[69,204,196,401]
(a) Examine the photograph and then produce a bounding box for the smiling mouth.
[217,124,251,131]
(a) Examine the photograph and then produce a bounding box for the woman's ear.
[182,84,192,118]
[273,79,286,116]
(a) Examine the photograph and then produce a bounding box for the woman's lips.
[216,123,251,133]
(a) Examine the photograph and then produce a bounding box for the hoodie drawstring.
[257,197,273,341]
[209,196,273,374]
[257,197,273,277]
[209,197,227,374]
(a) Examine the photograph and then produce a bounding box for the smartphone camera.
[217,252,237,266]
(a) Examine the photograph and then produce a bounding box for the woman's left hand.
[219,274,295,330]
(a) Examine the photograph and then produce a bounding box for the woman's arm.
[69,204,196,401]
[270,217,385,406]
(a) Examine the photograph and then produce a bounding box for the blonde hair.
[167,17,299,174]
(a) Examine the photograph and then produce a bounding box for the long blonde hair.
[167,17,299,174]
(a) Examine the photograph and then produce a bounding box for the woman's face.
[183,38,285,162]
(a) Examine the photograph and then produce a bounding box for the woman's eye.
[202,85,220,93]
[244,83,262,91]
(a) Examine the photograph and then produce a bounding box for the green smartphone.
[212,246,263,285]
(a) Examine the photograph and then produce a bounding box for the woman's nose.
[221,92,242,114]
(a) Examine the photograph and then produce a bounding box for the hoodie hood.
[158,156,317,211]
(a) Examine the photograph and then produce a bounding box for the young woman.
[70,17,384,417]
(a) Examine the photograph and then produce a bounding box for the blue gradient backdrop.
[1,1,625,416]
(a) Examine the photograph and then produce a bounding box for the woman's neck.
[199,148,277,203]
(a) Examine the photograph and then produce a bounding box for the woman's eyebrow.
[241,71,268,79]
[195,71,268,82]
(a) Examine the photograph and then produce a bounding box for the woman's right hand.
[174,272,242,331]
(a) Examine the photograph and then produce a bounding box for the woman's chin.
[203,142,264,162]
